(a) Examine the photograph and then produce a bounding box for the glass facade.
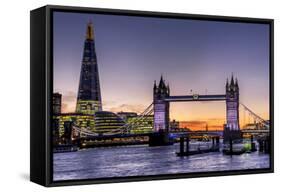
[76,22,102,115]
[126,115,153,134]
[53,113,95,144]
[94,111,125,135]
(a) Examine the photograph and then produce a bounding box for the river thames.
[53,142,270,181]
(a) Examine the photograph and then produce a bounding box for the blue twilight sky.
[53,11,270,126]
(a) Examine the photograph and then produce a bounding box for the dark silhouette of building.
[76,21,102,115]
[170,119,180,130]
[53,92,62,114]
[52,118,60,145]
[62,121,73,144]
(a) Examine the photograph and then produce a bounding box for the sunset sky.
[53,11,270,130]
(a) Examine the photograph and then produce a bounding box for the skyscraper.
[76,21,102,115]
[53,92,62,114]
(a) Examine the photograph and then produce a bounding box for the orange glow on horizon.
[60,99,269,131]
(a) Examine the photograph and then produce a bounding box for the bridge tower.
[153,75,170,132]
[224,75,241,142]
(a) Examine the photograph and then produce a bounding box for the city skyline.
[53,11,270,130]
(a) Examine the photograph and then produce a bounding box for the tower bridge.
[153,75,241,142]
[69,74,269,147]
[54,22,269,148]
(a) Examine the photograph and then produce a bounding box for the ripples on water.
[53,143,270,181]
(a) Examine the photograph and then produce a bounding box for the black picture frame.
[30,5,274,187]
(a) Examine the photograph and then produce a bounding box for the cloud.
[62,91,76,102]
[107,104,147,114]
[61,103,69,113]
[102,100,117,107]
[58,91,77,113]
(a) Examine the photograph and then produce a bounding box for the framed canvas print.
[30,5,274,187]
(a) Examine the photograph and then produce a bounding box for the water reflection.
[53,143,270,181]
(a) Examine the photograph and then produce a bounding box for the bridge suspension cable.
[239,103,269,129]
[72,125,99,137]
[118,103,154,133]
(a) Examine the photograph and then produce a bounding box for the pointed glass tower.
[76,21,102,115]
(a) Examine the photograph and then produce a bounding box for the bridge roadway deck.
[164,94,226,102]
